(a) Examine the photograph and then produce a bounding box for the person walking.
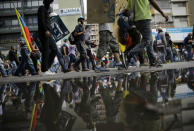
[73,17,89,72]
[38,0,69,74]
[85,25,96,70]
[95,23,123,72]
[155,27,168,63]
[126,0,168,67]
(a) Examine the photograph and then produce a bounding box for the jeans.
[87,49,96,69]
[166,47,174,62]
[128,20,156,64]
[15,48,36,76]
[0,64,7,77]
[10,61,17,75]
[63,55,70,70]
[186,45,193,61]
[158,46,167,63]
[75,41,87,69]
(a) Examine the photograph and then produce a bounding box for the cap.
[78,16,85,22]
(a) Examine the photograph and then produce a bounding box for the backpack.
[117,0,141,50]
[68,31,76,45]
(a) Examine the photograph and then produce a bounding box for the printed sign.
[33,15,69,50]
[87,0,115,23]
[59,8,81,16]
[50,15,70,42]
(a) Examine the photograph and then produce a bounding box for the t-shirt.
[75,24,85,41]
[68,45,77,56]
[126,0,152,21]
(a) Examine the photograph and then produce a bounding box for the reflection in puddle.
[0,68,194,131]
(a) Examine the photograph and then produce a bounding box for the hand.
[162,13,169,22]
[45,31,51,38]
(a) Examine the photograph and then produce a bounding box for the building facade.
[0,0,43,50]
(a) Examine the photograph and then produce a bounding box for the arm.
[74,25,85,36]
[38,6,51,37]
[63,46,67,56]
[149,0,168,21]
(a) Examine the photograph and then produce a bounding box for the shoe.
[73,65,80,72]
[136,61,140,67]
[41,71,55,75]
[95,66,110,73]
[63,69,71,73]
[82,68,90,71]
[92,66,96,70]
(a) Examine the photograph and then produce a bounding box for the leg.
[47,37,57,69]
[40,35,49,72]
[135,20,156,65]
[96,31,109,66]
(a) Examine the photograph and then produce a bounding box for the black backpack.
[68,31,76,45]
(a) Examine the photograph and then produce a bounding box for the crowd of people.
[0,0,194,77]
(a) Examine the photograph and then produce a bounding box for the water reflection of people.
[40,82,62,131]
[187,68,194,91]
[120,93,161,131]
[0,82,42,130]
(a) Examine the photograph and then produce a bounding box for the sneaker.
[41,71,55,75]
[63,69,71,73]
[140,63,149,67]
[73,65,80,72]
[95,66,110,73]
[82,68,90,71]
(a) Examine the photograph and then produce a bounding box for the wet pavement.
[0,68,194,131]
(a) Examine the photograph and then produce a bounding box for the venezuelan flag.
[15,8,33,52]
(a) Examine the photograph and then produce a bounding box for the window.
[33,17,37,24]
[12,19,18,26]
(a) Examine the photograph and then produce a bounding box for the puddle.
[0,68,194,131]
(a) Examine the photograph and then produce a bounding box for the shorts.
[97,30,119,59]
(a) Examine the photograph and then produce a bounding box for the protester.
[183,33,193,61]
[61,39,70,71]
[30,38,41,73]
[8,46,19,74]
[73,16,89,72]
[85,25,96,70]
[68,41,77,71]
[155,27,167,63]
[0,57,7,77]
[38,0,70,74]
[125,0,168,67]
[95,23,123,72]
[14,38,37,76]
[165,32,174,62]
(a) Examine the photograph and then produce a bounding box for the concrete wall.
[58,0,81,33]
[172,2,187,16]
